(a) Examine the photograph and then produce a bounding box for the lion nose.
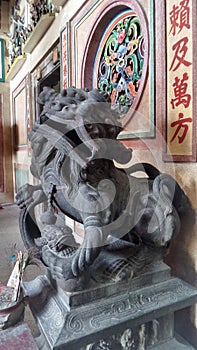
[160,237,171,248]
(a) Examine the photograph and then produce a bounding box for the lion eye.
[86,124,93,130]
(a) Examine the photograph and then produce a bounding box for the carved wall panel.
[70,0,155,139]
[93,9,148,126]
[12,76,29,193]
[12,77,28,150]
[30,43,60,121]
[84,314,173,350]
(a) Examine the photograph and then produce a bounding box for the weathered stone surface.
[84,314,174,350]
[16,87,195,289]
[151,334,196,349]
[22,264,197,350]
[55,261,171,308]
[15,87,197,349]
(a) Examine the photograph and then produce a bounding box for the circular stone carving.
[93,8,148,125]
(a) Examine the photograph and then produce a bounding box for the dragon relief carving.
[16,87,194,290]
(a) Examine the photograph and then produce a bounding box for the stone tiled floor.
[0,204,40,336]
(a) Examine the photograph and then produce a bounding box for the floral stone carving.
[94,9,146,117]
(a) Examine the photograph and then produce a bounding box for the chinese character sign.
[61,25,69,90]
[166,0,193,158]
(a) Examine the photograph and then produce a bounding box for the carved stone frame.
[60,23,70,90]
[12,77,28,151]
[30,42,60,122]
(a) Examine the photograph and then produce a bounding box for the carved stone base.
[23,263,197,349]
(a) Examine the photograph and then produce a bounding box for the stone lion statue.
[16,87,193,289]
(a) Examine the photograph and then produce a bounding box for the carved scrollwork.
[111,300,127,315]
[67,314,83,333]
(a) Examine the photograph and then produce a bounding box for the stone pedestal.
[23,263,197,349]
